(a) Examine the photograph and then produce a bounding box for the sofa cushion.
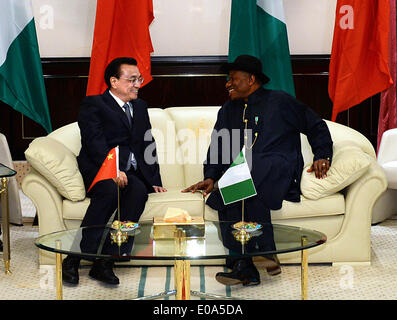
[62,197,90,219]
[324,120,376,159]
[166,107,220,187]
[25,137,85,201]
[148,108,185,188]
[270,193,345,219]
[62,188,205,221]
[204,192,345,221]
[300,142,371,200]
[139,188,205,221]
[47,122,81,157]
[380,161,397,189]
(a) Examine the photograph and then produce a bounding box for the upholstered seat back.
[147,108,185,188]
[166,107,220,187]
[300,120,376,168]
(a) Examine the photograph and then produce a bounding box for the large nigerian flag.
[229,0,295,97]
[218,149,257,205]
[0,0,52,133]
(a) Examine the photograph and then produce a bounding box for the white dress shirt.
[109,90,137,170]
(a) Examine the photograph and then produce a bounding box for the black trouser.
[218,196,276,266]
[79,168,150,256]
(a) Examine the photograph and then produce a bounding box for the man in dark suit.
[183,55,333,286]
[62,57,166,285]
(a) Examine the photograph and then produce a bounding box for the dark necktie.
[122,103,132,127]
[122,102,137,170]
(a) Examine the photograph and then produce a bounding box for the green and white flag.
[218,148,257,205]
[0,0,52,133]
[229,0,295,97]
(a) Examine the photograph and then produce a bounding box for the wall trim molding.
[40,55,332,78]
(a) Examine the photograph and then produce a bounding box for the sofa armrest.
[21,168,66,236]
[329,160,387,263]
[344,160,388,220]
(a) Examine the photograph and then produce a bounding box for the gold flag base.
[233,228,251,244]
[234,199,252,244]
[109,182,128,247]
[110,228,128,247]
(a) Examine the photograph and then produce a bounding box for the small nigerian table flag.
[218,148,257,205]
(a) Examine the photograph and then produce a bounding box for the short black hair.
[104,57,138,88]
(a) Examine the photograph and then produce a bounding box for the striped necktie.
[122,102,137,170]
[122,103,132,127]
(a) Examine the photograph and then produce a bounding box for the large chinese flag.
[329,0,393,121]
[86,0,154,96]
[88,147,119,193]
[377,0,397,152]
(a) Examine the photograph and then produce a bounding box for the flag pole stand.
[110,181,128,246]
[232,144,252,244]
[234,198,251,244]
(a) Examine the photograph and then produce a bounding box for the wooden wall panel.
[0,56,380,160]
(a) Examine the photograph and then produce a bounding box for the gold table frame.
[132,236,311,301]
[35,223,325,301]
[53,235,312,301]
[0,168,15,275]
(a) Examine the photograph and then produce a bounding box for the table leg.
[1,177,11,274]
[301,236,308,300]
[184,260,190,299]
[175,260,190,300]
[55,240,63,300]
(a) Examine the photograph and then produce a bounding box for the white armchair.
[372,128,397,224]
[0,133,23,225]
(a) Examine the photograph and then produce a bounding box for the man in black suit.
[62,57,166,285]
[183,55,332,286]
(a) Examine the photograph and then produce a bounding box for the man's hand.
[113,171,128,188]
[153,186,167,193]
[182,178,214,197]
[307,159,330,179]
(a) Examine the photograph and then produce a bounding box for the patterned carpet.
[1,215,397,300]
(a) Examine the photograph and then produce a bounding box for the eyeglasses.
[120,76,144,85]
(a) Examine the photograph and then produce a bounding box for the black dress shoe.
[216,259,260,286]
[89,259,119,285]
[62,256,81,285]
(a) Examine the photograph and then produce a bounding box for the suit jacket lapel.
[102,89,131,130]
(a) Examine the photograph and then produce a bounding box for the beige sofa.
[22,107,387,266]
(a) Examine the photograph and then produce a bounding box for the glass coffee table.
[35,220,326,300]
[0,163,17,274]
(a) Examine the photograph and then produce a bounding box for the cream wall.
[31,0,337,57]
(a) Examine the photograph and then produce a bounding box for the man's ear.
[249,74,256,86]
[110,76,118,88]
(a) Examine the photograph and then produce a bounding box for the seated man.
[183,55,332,286]
[62,57,166,286]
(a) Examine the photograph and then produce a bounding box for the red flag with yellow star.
[87,146,119,192]
[329,0,393,121]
